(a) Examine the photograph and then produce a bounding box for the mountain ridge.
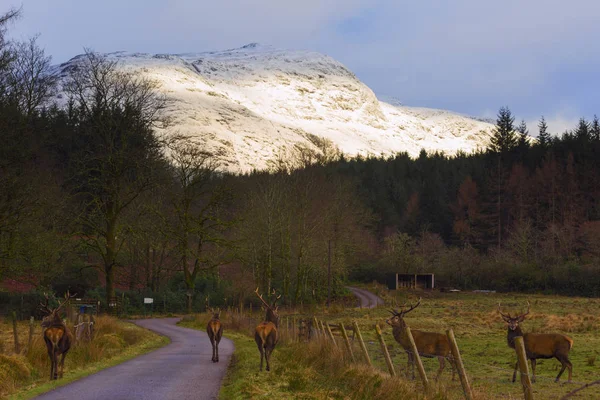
[53,43,494,173]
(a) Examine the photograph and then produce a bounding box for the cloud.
[6,0,600,120]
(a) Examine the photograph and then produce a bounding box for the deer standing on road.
[254,288,281,372]
[206,308,223,362]
[40,291,75,380]
[386,298,455,380]
[498,302,573,383]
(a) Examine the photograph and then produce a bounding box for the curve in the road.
[346,286,385,308]
[33,318,233,400]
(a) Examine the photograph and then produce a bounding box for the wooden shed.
[387,273,435,290]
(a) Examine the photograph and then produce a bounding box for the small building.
[387,273,435,290]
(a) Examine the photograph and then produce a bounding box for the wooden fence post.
[352,321,372,366]
[446,329,473,400]
[375,324,396,376]
[515,336,534,400]
[326,323,338,348]
[28,316,34,351]
[404,326,429,390]
[12,311,20,354]
[340,323,355,362]
[312,316,320,339]
[292,316,296,341]
[320,320,327,338]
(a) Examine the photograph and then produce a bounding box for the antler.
[254,287,272,310]
[39,293,52,314]
[271,288,282,308]
[400,297,421,315]
[497,302,512,320]
[56,290,76,313]
[516,301,530,319]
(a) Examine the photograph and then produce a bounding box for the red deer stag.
[206,308,223,362]
[498,302,573,383]
[254,288,281,372]
[386,298,455,380]
[40,291,75,380]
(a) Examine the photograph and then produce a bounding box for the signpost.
[144,298,154,317]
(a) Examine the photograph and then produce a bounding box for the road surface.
[347,286,385,308]
[34,318,234,400]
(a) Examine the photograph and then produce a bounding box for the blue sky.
[6,0,600,134]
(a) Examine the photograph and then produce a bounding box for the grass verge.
[1,316,169,399]
[179,313,447,399]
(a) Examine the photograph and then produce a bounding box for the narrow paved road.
[347,286,385,308]
[34,318,234,400]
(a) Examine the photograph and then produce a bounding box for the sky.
[5,0,600,135]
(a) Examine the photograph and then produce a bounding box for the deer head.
[208,307,221,320]
[385,297,421,328]
[498,301,530,331]
[254,287,281,326]
[40,291,76,328]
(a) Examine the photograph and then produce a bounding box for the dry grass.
[0,315,161,399]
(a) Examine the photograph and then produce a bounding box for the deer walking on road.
[254,288,281,372]
[40,291,75,380]
[206,308,223,362]
[499,302,573,383]
[386,298,455,381]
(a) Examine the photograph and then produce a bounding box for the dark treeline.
[2,9,600,314]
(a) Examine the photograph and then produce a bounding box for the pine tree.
[516,119,529,150]
[575,117,590,142]
[537,116,551,147]
[489,106,517,154]
[591,115,600,142]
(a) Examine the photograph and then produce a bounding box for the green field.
[182,288,600,399]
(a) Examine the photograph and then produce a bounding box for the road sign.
[144,298,154,304]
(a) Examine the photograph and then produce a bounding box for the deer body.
[40,292,75,380]
[386,299,455,381]
[254,288,281,372]
[206,310,223,362]
[500,302,573,383]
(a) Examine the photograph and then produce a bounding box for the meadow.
[181,287,600,399]
[0,315,168,399]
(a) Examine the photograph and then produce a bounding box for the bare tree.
[64,50,167,307]
[8,35,57,116]
[165,135,232,313]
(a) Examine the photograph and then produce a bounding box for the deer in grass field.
[254,287,281,372]
[206,308,223,362]
[40,291,75,380]
[498,302,573,383]
[386,298,455,381]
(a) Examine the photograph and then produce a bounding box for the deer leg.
[409,352,416,380]
[49,353,54,380]
[555,355,572,383]
[530,359,536,383]
[265,346,271,372]
[436,356,445,380]
[53,351,58,380]
[257,343,264,371]
[215,342,219,363]
[512,361,518,383]
[59,352,66,379]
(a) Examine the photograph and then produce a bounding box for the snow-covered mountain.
[54,43,494,173]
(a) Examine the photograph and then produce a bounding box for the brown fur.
[40,291,75,380]
[254,288,281,371]
[500,303,574,383]
[206,311,223,363]
[387,315,455,380]
[42,315,73,380]
[386,299,455,381]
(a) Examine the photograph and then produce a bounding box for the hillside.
[53,43,494,173]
